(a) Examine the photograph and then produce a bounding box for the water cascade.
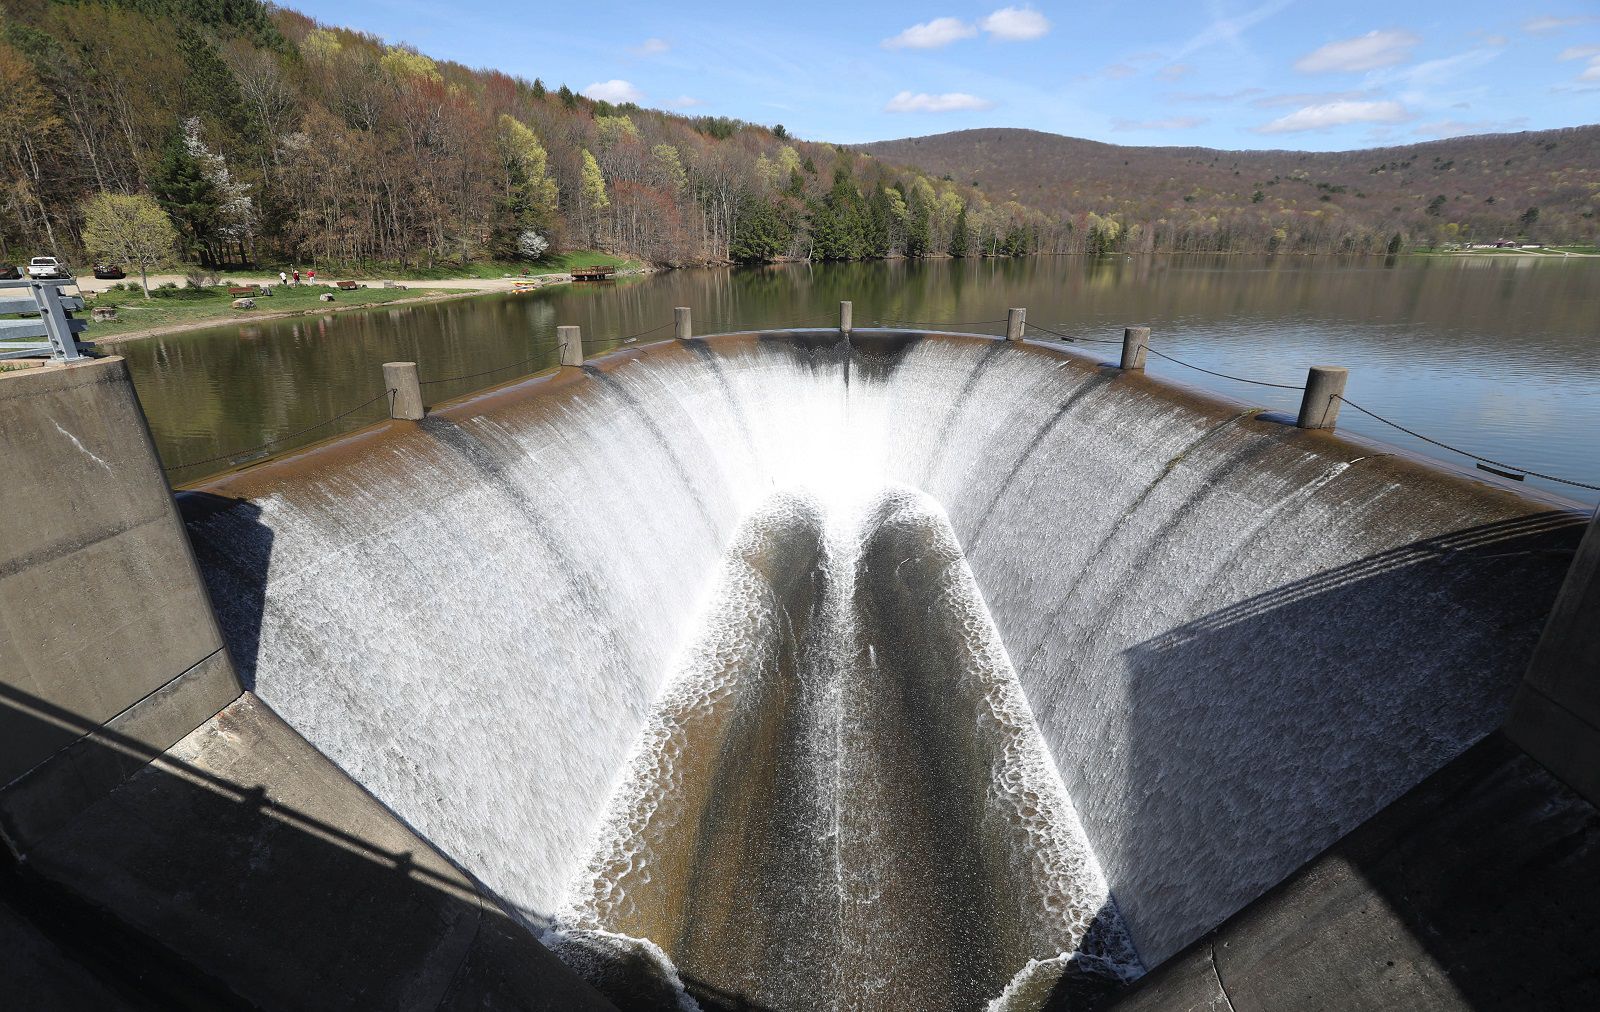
[185,332,1573,1010]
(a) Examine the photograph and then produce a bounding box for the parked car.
[27,256,70,279]
[93,263,126,280]
[0,263,20,280]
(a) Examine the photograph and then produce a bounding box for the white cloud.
[1524,15,1600,34]
[1583,56,1600,80]
[884,90,995,112]
[1112,116,1208,130]
[1412,116,1530,138]
[582,79,643,103]
[1102,63,1138,79]
[981,6,1051,41]
[1293,29,1420,73]
[882,17,978,49]
[666,95,704,108]
[1158,63,1193,80]
[1253,89,1378,108]
[1258,99,1411,132]
[1169,87,1268,103]
[1171,0,1294,60]
[631,38,669,56]
[1559,45,1600,60]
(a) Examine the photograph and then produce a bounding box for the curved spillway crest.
[554,487,1141,1010]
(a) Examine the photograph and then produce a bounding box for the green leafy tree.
[1518,206,1540,235]
[80,192,177,297]
[579,148,608,245]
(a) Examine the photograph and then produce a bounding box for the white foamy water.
[557,485,1139,1009]
[186,333,1570,1003]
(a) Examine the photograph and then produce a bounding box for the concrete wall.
[0,356,241,851]
[1102,732,1600,1012]
[1507,507,1600,804]
[181,331,1587,970]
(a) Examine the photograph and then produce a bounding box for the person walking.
[279,270,288,288]
[292,269,300,286]
[307,269,316,285]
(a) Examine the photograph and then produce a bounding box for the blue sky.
[289,1,1600,150]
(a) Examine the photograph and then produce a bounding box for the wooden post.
[840,301,853,335]
[1120,326,1151,371]
[674,306,692,340]
[382,362,424,420]
[1297,366,1348,429]
[558,325,584,367]
[1006,308,1026,341]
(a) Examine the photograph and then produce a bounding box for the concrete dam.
[5,329,1600,1010]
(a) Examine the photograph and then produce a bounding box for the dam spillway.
[179,330,1579,1010]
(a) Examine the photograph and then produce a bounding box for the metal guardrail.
[0,278,90,361]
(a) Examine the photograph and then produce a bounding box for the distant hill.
[863,127,1600,253]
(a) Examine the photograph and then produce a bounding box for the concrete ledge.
[1505,683,1600,805]
[1506,506,1600,804]
[1101,733,1600,1011]
[19,693,614,1010]
[1,355,239,785]
[0,649,240,855]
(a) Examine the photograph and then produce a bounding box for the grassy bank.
[81,283,455,340]
[1413,245,1600,258]
[205,250,645,282]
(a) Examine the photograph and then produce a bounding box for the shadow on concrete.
[1103,732,1600,1011]
[0,682,616,1010]
[1096,509,1595,1009]
[178,492,272,692]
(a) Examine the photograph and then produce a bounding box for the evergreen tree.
[906,193,932,258]
[730,194,793,262]
[865,185,894,258]
[150,132,221,265]
[950,206,971,257]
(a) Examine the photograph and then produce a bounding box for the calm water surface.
[121,255,1600,504]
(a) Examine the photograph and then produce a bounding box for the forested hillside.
[0,0,1049,270]
[865,127,1600,255]
[3,1,1596,269]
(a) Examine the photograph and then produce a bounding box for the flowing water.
[185,332,1582,1011]
[124,255,1600,502]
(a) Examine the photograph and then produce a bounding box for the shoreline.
[82,266,657,347]
[90,287,495,346]
[66,250,1598,347]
